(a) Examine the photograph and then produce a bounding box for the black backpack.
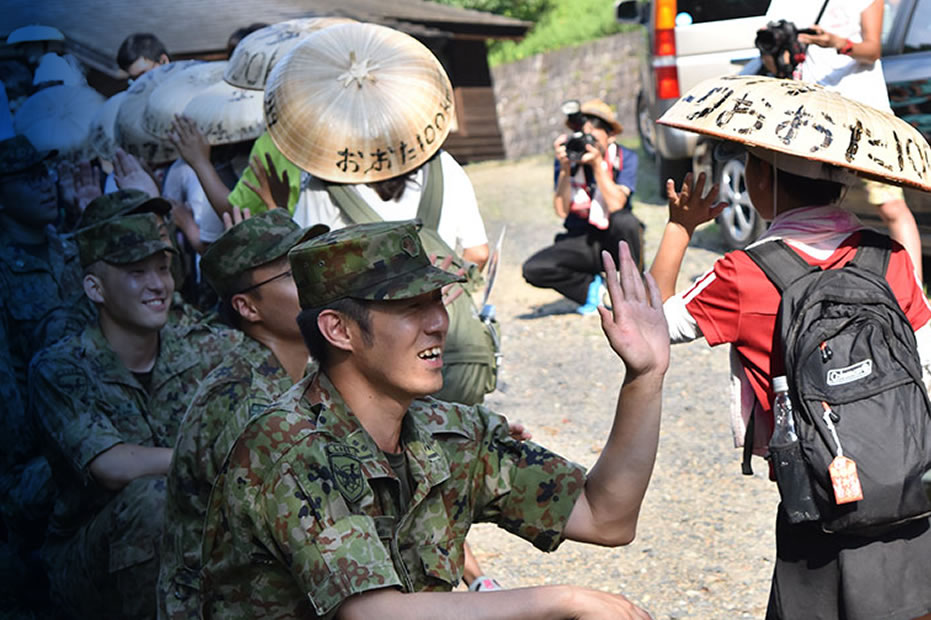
[743,232,931,534]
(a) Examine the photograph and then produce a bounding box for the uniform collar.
[307,372,451,493]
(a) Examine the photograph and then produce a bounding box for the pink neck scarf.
[758,204,865,260]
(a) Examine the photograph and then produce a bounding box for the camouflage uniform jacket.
[159,336,315,620]
[200,372,586,619]
[29,320,237,539]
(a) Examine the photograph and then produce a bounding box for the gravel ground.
[458,151,780,618]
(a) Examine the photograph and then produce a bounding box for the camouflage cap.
[77,189,171,231]
[289,219,465,309]
[77,212,176,268]
[0,135,55,176]
[201,209,329,298]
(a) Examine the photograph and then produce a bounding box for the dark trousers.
[522,209,644,305]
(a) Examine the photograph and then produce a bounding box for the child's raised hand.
[665,171,726,234]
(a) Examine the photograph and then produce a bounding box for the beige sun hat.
[264,21,455,183]
[178,17,355,146]
[89,91,127,162]
[142,61,227,140]
[115,60,199,164]
[657,75,931,192]
[13,84,104,160]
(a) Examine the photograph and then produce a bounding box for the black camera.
[755,19,811,79]
[564,131,597,163]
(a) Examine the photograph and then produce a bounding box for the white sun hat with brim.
[89,91,127,162]
[264,22,455,184]
[116,60,200,164]
[6,25,65,44]
[657,75,931,192]
[13,84,104,160]
[142,61,227,140]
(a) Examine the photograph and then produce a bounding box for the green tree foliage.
[430,0,552,23]
[487,0,637,66]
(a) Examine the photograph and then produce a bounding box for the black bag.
[744,232,931,534]
[324,156,499,405]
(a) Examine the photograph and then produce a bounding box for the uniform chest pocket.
[418,538,464,589]
[98,398,157,444]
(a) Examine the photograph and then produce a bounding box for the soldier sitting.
[199,220,667,619]
[29,213,236,619]
[158,209,327,619]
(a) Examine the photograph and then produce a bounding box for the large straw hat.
[657,75,931,192]
[13,84,104,160]
[89,91,127,162]
[264,22,455,183]
[142,61,227,140]
[224,17,356,90]
[115,60,199,164]
[6,25,65,44]
[178,17,355,147]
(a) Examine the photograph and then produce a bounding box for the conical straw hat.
[115,60,199,164]
[89,91,127,161]
[657,75,931,192]
[13,84,104,160]
[180,80,264,146]
[143,61,227,140]
[264,22,455,183]
[224,16,356,90]
[6,25,64,44]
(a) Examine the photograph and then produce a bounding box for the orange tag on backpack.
[829,456,863,504]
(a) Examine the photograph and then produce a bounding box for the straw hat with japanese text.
[89,91,127,163]
[142,61,227,140]
[657,75,931,192]
[180,17,355,146]
[264,22,455,183]
[115,60,199,164]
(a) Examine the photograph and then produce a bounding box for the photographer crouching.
[523,99,642,315]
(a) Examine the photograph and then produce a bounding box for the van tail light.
[652,0,680,100]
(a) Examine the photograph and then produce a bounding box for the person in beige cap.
[158,209,327,620]
[523,98,642,315]
[29,213,237,619]
[198,220,667,619]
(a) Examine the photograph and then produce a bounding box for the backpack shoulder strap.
[416,155,444,233]
[743,239,819,293]
[850,229,892,278]
[325,183,382,224]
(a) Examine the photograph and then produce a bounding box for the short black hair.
[777,168,845,206]
[226,22,269,56]
[297,298,372,368]
[117,33,169,71]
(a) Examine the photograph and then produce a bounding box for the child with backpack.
[650,76,931,619]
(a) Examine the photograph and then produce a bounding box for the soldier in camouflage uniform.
[158,209,328,619]
[75,188,214,327]
[29,213,238,619]
[200,220,668,618]
[0,134,96,617]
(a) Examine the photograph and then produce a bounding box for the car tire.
[656,155,691,196]
[715,156,765,249]
[636,91,656,159]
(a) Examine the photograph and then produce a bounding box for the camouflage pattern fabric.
[75,189,171,231]
[158,337,314,620]
[288,219,464,309]
[76,212,176,268]
[29,321,238,619]
[199,371,586,619]
[200,209,327,299]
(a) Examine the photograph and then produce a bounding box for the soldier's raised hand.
[599,241,669,377]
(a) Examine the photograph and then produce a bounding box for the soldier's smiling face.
[351,289,449,400]
[98,251,175,331]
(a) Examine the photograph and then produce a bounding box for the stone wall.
[490,31,646,161]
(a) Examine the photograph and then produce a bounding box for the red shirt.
[682,232,931,421]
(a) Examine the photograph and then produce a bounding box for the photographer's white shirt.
[293,150,488,253]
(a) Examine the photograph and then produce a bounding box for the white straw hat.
[6,25,65,44]
[264,22,455,183]
[657,75,931,192]
[115,60,199,164]
[142,61,227,140]
[13,84,104,160]
[89,91,127,161]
